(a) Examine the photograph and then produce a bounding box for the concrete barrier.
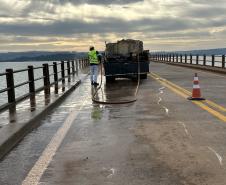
[151,61,226,75]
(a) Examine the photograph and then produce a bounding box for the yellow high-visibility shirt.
[88,50,99,64]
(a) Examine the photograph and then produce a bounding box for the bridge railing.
[150,54,226,68]
[0,59,89,111]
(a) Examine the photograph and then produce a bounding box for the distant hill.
[154,48,226,56]
[177,48,226,55]
[0,51,87,62]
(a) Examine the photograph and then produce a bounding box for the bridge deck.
[1,62,226,185]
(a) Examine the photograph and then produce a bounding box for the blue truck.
[103,39,150,82]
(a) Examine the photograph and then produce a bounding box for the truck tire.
[106,76,115,83]
[140,74,147,79]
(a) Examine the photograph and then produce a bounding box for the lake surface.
[0,61,57,106]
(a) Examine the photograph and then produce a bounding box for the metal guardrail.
[0,59,89,111]
[150,54,226,68]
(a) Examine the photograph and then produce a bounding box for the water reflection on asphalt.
[0,75,93,185]
[0,76,81,127]
[0,75,141,185]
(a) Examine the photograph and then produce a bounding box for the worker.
[88,46,100,86]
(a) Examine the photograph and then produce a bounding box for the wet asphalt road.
[2,62,226,184]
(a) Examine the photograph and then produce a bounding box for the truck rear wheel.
[106,76,115,83]
[140,74,147,79]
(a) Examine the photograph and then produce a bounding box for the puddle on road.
[92,79,138,104]
[91,105,103,120]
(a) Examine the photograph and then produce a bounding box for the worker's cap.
[89,46,94,50]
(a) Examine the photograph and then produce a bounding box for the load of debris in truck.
[106,39,143,57]
[105,39,149,62]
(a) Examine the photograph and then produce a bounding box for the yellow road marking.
[149,73,226,122]
[205,100,226,112]
[151,72,226,113]
[193,101,226,122]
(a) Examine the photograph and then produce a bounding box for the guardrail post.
[76,60,78,73]
[53,62,58,94]
[203,55,206,66]
[169,54,171,62]
[190,54,192,64]
[6,69,15,103]
[67,60,71,82]
[72,60,75,75]
[212,55,215,67]
[43,63,50,87]
[67,60,71,75]
[176,54,178,62]
[172,54,175,62]
[185,54,187,63]
[61,61,65,83]
[53,62,58,83]
[222,55,225,68]
[78,59,81,68]
[28,65,35,93]
[180,55,182,63]
[196,55,199,65]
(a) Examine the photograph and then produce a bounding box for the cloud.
[0,0,226,52]
[0,17,198,36]
[58,0,144,5]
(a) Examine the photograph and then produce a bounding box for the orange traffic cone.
[188,73,205,100]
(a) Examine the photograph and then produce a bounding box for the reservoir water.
[0,61,56,106]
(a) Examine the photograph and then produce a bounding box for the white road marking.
[22,100,88,185]
[107,168,116,178]
[179,122,192,138]
[163,106,169,116]
[158,97,162,105]
[158,87,165,94]
[157,87,169,116]
[207,147,223,166]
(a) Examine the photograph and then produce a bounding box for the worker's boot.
[93,82,99,86]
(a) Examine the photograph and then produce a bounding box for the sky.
[0,0,226,52]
